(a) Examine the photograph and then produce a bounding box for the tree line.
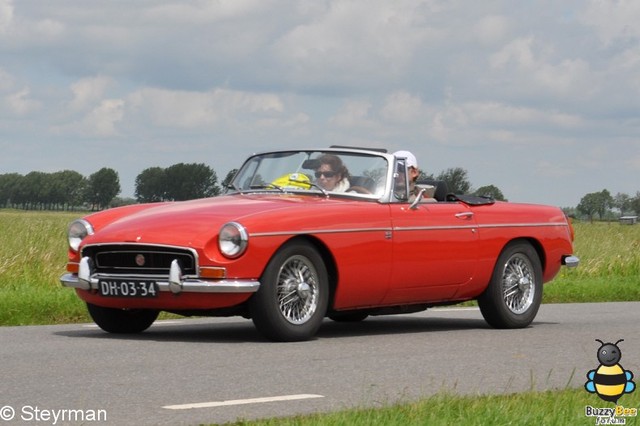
[0,164,236,211]
[425,169,640,220]
[1,163,638,221]
[0,168,120,211]
[573,189,640,221]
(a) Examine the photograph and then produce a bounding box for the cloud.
[535,160,574,178]
[68,76,115,112]
[52,98,124,138]
[473,15,511,45]
[582,0,640,45]
[1,1,640,206]
[488,36,596,100]
[330,100,375,128]
[0,0,13,33]
[85,99,125,137]
[127,87,285,129]
[380,91,425,123]
[0,67,15,92]
[272,0,440,90]
[4,88,41,116]
[626,154,640,171]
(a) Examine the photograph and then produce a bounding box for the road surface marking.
[163,394,324,410]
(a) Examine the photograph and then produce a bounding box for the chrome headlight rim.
[68,219,94,252]
[219,222,248,259]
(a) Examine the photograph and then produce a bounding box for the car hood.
[82,194,334,248]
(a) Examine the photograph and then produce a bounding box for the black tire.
[86,303,159,334]
[250,241,329,341]
[478,242,543,329]
[329,312,369,322]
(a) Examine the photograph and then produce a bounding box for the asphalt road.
[1,302,639,425]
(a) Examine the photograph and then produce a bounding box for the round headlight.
[219,222,248,259]
[68,219,94,252]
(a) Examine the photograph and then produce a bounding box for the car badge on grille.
[135,254,146,267]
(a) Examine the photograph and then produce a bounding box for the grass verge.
[221,388,640,426]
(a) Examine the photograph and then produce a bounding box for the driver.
[315,154,350,192]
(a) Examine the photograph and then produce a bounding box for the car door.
[383,201,479,304]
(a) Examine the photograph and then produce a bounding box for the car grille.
[81,244,197,276]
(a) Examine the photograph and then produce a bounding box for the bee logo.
[585,339,635,403]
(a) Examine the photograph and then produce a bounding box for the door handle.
[455,212,474,220]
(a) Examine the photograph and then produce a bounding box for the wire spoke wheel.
[478,241,542,329]
[276,255,319,325]
[250,241,329,341]
[501,254,535,314]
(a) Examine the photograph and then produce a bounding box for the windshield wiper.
[286,179,328,196]
[249,184,286,193]
[250,180,329,197]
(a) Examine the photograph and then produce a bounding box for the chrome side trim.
[251,227,392,237]
[251,222,570,237]
[395,222,570,232]
[477,222,570,229]
[394,225,477,232]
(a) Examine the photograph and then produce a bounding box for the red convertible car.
[61,147,579,341]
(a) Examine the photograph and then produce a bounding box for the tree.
[86,168,121,210]
[436,167,471,194]
[577,189,613,221]
[19,171,49,209]
[0,173,23,208]
[51,170,86,209]
[417,170,435,181]
[164,163,219,201]
[474,185,507,201]
[613,192,632,216]
[135,167,168,202]
[631,192,640,216]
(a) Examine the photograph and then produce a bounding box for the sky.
[1,0,639,207]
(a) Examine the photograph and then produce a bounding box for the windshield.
[230,150,389,198]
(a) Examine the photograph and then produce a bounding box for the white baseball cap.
[393,150,418,169]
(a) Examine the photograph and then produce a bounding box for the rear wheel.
[87,303,159,334]
[478,242,542,328]
[250,241,329,341]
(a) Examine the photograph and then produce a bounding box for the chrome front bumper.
[60,257,260,294]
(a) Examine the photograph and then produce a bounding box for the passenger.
[393,150,421,201]
[315,154,351,192]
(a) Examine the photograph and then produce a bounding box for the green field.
[1,210,639,425]
[0,209,639,325]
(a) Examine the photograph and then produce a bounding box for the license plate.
[98,279,158,298]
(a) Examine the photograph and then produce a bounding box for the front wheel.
[250,241,329,341]
[478,242,542,329]
[87,303,159,333]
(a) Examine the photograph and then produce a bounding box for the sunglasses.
[315,171,337,178]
